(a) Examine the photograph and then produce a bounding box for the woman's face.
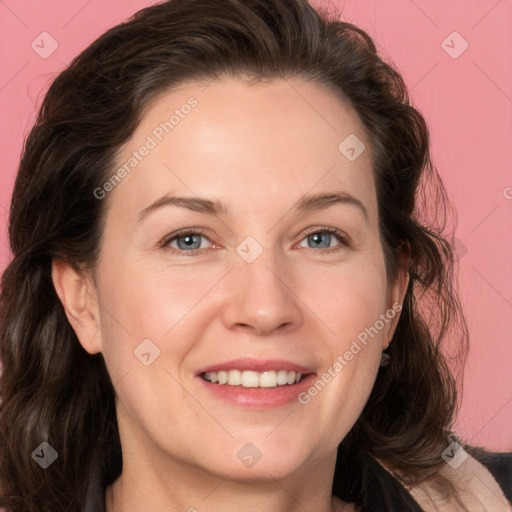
[74,77,406,480]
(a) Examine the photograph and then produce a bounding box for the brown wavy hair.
[0,0,469,510]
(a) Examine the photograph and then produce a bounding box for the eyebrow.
[138,190,368,222]
[295,191,368,221]
[138,195,225,221]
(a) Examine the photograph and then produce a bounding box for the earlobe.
[51,258,102,355]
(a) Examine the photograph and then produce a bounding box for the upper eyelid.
[160,228,212,248]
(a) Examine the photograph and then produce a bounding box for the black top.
[84,450,512,511]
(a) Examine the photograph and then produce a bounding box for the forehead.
[106,76,377,223]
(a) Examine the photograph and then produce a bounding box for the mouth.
[201,369,306,387]
[195,358,315,409]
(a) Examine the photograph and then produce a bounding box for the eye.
[161,229,214,255]
[297,227,349,253]
[160,226,350,256]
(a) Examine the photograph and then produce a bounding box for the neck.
[105,447,353,512]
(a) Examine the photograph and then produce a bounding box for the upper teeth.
[203,370,302,388]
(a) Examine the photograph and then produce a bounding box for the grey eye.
[171,234,205,250]
[299,231,341,249]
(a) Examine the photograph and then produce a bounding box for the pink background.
[0,0,511,450]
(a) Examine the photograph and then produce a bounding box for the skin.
[52,76,409,512]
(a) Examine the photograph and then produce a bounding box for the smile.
[202,369,303,387]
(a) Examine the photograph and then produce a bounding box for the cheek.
[295,258,389,424]
[94,262,205,435]
[297,255,389,337]
[99,254,191,330]
[95,257,228,376]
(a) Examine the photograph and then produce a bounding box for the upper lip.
[196,358,314,376]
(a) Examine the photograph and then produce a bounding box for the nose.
[220,248,304,336]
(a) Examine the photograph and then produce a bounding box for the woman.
[0,0,510,511]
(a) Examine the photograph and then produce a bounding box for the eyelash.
[159,226,350,256]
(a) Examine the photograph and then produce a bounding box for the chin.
[194,438,316,482]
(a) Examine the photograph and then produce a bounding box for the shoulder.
[406,447,512,512]
[466,447,512,504]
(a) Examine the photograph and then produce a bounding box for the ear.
[383,242,410,350]
[51,258,102,355]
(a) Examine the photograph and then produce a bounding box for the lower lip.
[197,374,316,409]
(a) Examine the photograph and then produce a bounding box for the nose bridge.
[221,235,303,334]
